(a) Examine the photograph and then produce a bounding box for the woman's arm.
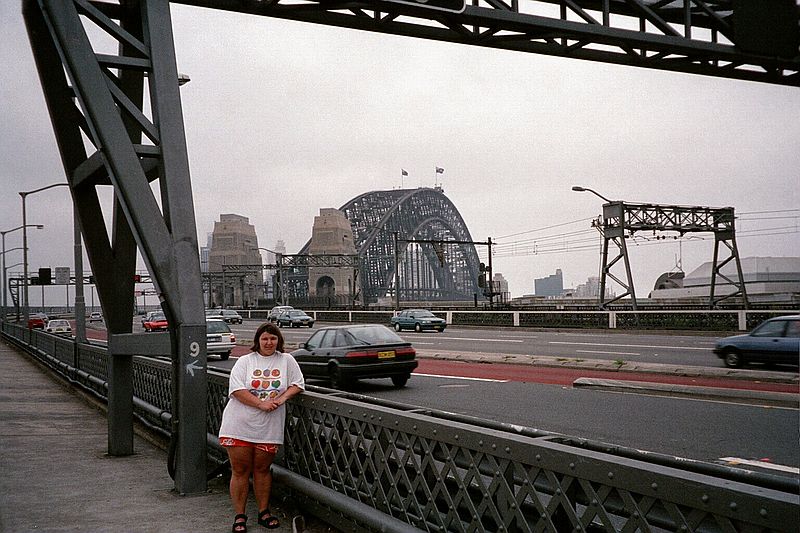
[274,384,303,407]
[231,389,274,412]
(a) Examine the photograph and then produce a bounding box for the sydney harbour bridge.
[296,186,484,304]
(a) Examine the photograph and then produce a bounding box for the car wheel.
[391,374,410,387]
[394,323,402,332]
[723,349,744,369]
[414,323,422,333]
[220,352,230,361]
[329,365,352,391]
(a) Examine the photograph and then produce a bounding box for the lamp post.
[20,184,84,342]
[571,186,612,203]
[1,225,43,321]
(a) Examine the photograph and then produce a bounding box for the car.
[206,319,236,360]
[141,311,158,327]
[713,315,800,369]
[143,312,169,332]
[291,324,418,390]
[45,319,72,336]
[390,309,447,332]
[276,309,314,328]
[217,309,243,324]
[88,312,103,322]
[268,305,293,323]
[27,313,48,329]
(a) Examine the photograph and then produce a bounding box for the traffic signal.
[38,268,51,285]
[479,262,487,273]
[381,0,465,14]
[478,274,485,288]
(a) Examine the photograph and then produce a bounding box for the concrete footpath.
[0,339,333,533]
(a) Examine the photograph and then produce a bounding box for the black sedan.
[276,309,315,328]
[713,315,799,369]
[291,324,418,390]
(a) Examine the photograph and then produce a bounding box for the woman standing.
[219,322,305,532]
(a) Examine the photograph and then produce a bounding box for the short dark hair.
[251,322,285,353]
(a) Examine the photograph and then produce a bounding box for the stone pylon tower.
[308,209,357,300]
[208,214,262,307]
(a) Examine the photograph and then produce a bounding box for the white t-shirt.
[218,351,305,444]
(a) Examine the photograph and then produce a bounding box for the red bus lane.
[414,358,799,395]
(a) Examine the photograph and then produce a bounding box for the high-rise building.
[534,269,563,297]
[208,214,263,307]
[492,272,510,302]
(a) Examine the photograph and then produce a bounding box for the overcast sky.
[2,3,798,304]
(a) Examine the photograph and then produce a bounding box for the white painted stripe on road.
[431,336,524,343]
[719,457,799,474]
[576,349,641,356]
[414,372,509,383]
[550,341,708,351]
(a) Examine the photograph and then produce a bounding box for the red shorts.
[219,437,279,454]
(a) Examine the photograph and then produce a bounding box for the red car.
[27,313,47,329]
[143,312,169,332]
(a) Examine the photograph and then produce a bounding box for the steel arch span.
[302,187,482,304]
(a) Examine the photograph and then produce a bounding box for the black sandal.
[232,513,248,533]
[257,508,280,529]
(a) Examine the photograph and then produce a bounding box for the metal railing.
[2,322,797,532]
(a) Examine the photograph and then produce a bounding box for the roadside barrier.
[2,321,797,532]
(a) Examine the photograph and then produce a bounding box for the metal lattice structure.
[597,202,747,310]
[300,188,483,303]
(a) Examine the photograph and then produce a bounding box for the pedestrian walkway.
[0,339,332,533]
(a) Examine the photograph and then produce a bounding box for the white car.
[45,319,72,336]
[88,312,103,322]
[206,319,236,360]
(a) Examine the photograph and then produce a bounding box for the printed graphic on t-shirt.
[249,367,282,400]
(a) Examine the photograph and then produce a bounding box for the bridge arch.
[301,187,482,304]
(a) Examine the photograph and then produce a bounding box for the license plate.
[208,336,221,342]
[377,350,395,359]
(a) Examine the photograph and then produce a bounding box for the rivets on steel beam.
[650,482,658,491]
[478,440,484,447]
[413,425,417,430]
[556,489,562,495]
[760,508,768,517]
[535,454,541,461]
[433,429,437,435]
[505,446,511,453]
[729,502,737,511]
[607,472,614,480]
[591,499,598,506]
[569,462,575,470]
[454,434,459,440]
[492,444,497,450]
[701,494,709,503]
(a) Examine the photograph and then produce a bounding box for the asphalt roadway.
[0,334,797,532]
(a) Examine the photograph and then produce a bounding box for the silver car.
[206,319,236,360]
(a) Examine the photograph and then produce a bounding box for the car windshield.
[206,321,231,333]
[151,313,166,321]
[413,310,435,317]
[49,320,69,327]
[289,310,305,317]
[344,325,403,346]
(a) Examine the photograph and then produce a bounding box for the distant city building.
[208,214,263,307]
[649,256,800,303]
[492,272,510,302]
[534,269,563,297]
[568,276,615,299]
[199,233,212,273]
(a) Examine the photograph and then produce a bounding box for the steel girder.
[300,188,482,303]
[23,0,207,493]
[598,201,747,310]
[175,0,800,86]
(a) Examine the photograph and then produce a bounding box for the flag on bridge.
[435,166,444,174]
[401,169,408,176]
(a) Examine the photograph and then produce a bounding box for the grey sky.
[2,3,798,302]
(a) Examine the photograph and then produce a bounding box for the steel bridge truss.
[174,0,800,87]
[310,188,483,303]
[597,201,747,310]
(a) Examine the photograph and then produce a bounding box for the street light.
[20,184,85,342]
[1,225,43,321]
[571,186,612,203]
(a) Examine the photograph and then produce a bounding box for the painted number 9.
[189,341,200,358]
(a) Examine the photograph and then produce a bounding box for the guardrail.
[281,309,798,332]
[2,322,798,532]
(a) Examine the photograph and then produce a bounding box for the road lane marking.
[719,457,799,474]
[414,372,509,383]
[415,336,524,343]
[549,341,708,351]
[576,349,641,356]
